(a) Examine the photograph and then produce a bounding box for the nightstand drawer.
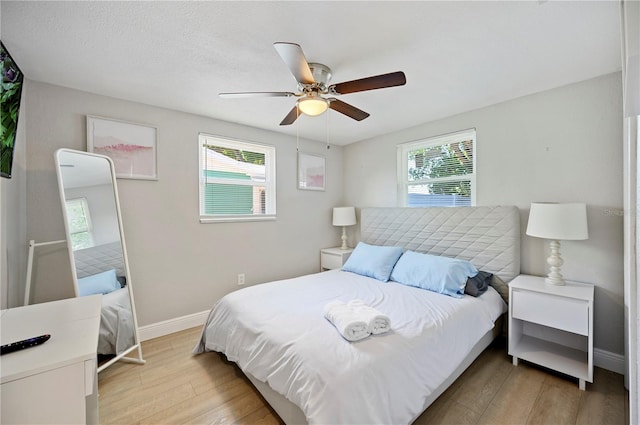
[512,289,589,335]
[320,247,353,271]
[321,252,345,270]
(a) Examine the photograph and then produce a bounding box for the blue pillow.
[77,269,121,296]
[342,242,403,282]
[390,251,478,298]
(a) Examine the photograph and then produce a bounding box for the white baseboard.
[138,310,209,342]
[594,348,625,375]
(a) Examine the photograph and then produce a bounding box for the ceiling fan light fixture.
[222,43,406,125]
[297,95,329,116]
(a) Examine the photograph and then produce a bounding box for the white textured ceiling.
[1,1,621,146]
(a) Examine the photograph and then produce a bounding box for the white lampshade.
[333,207,356,226]
[526,202,588,285]
[526,203,589,240]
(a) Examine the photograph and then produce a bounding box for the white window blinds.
[199,134,276,222]
[397,129,476,207]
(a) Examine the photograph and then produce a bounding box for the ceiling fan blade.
[219,91,295,98]
[330,71,406,95]
[273,42,315,85]
[279,105,299,126]
[329,99,370,121]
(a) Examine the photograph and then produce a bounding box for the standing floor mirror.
[55,148,145,372]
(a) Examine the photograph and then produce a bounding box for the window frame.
[199,133,277,223]
[64,197,95,250]
[397,128,476,207]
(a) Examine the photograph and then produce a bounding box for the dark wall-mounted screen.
[1,41,24,179]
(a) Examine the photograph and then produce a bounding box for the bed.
[194,206,520,424]
[73,241,135,355]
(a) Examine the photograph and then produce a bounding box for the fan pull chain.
[326,109,330,150]
[296,103,300,153]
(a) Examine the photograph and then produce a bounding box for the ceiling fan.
[219,42,407,126]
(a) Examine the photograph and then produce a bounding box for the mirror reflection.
[55,148,144,370]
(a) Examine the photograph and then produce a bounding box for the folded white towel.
[348,299,392,335]
[323,300,371,342]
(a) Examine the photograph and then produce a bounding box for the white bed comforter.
[97,287,135,355]
[194,269,507,425]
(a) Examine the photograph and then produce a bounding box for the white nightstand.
[320,247,353,271]
[508,274,594,390]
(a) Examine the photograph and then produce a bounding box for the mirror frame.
[55,148,145,372]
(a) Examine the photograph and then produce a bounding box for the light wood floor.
[98,327,628,425]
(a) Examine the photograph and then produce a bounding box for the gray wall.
[23,81,344,325]
[344,72,624,356]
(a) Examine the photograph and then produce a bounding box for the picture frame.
[297,152,325,191]
[87,115,158,180]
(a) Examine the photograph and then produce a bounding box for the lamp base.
[545,276,566,286]
[545,240,566,286]
[340,226,349,250]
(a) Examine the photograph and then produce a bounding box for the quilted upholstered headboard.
[360,206,520,283]
[73,241,125,278]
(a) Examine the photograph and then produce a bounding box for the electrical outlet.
[237,273,245,285]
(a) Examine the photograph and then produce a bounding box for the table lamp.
[332,207,356,250]
[526,202,589,285]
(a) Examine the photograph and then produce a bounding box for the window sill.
[199,215,277,224]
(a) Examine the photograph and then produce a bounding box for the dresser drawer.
[512,289,589,335]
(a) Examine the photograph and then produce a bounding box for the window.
[397,129,476,207]
[65,197,94,250]
[199,134,276,222]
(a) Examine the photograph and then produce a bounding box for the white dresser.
[0,295,102,424]
[508,274,594,390]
